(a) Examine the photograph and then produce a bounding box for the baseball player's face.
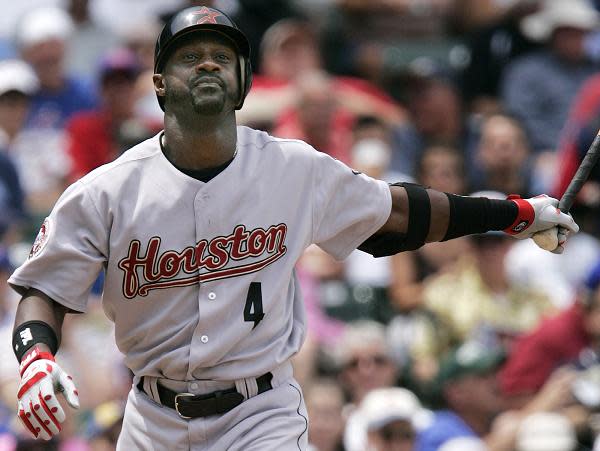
[157,32,240,115]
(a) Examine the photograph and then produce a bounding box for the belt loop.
[143,376,161,403]
[234,377,258,400]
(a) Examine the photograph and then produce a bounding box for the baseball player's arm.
[12,288,80,441]
[360,184,579,257]
[14,288,69,347]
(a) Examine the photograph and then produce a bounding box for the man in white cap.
[0,59,37,241]
[12,6,98,215]
[345,387,432,451]
[15,6,97,130]
[515,412,577,451]
[502,0,600,155]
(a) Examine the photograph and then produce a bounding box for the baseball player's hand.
[17,347,79,440]
[503,195,579,253]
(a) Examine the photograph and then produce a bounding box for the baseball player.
[9,6,578,451]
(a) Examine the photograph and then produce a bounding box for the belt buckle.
[174,392,195,419]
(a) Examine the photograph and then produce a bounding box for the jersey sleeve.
[311,151,392,260]
[8,181,108,312]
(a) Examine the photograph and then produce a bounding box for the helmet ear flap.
[236,55,253,110]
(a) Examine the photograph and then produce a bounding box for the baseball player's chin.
[191,95,226,115]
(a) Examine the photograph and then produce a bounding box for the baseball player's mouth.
[192,77,223,88]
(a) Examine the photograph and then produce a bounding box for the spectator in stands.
[15,6,97,131]
[84,400,125,450]
[418,341,580,451]
[499,257,600,401]
[12,6,97,215]
[0,59,37,151]
[238,18,406,130]
[391,61,468,176]
[332,320,398,406]
[349,115,412,183]
[0,152,23,239]
[417,342,506,450]
[417,145,467,195]
[501,0,600,154]
[345,387,432,451]
[458,0,541,115]
[64,0,120,83]
[469,113,535,196]
[120,17,165,123]
[515,412,577,451]
[231,0,304,73]
[305,379,346,451]
[0,60,37,243]
[239,18,321,128]
[273,70,354,163]
[66,47,154,181]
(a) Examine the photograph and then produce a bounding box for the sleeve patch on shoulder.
[29,218,51,259]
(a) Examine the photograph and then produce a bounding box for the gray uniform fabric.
[9,126,392,449]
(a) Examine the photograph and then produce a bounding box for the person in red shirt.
[238,18,407,133]
[66,48,158,181]
[498,257,600,401]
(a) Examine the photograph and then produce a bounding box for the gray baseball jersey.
[9,126,391,382]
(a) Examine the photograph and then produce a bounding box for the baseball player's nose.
[195,60,220,72]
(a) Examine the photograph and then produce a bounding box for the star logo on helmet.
[190,7,222,25]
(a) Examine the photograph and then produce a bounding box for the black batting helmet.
[154,6,252,110]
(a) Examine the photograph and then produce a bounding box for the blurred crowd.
[2,0,600,450]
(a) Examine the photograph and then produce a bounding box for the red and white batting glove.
[504,194,579,254]
[17,347,79,441]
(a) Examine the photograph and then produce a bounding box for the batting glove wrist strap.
[19,346,55,376]
[503,195,535,235]
[13,320,59,363]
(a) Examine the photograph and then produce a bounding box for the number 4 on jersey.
[244,282,264,329]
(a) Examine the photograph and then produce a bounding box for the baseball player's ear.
[152,74,166,96]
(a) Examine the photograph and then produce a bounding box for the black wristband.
[442,193,518,241]
[13,321,59,362]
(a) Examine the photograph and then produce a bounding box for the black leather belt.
[136,373,273,419]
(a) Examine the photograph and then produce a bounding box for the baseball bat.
[532,128,600,250]
[558,128,600,213]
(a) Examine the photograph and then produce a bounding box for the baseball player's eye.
[215,54,231,63]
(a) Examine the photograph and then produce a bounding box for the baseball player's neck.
[162,113,237,170]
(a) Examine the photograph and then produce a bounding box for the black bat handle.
[559,131,600,213]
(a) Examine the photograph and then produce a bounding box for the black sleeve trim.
[358,182,431,256]
[398,182,431,251]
